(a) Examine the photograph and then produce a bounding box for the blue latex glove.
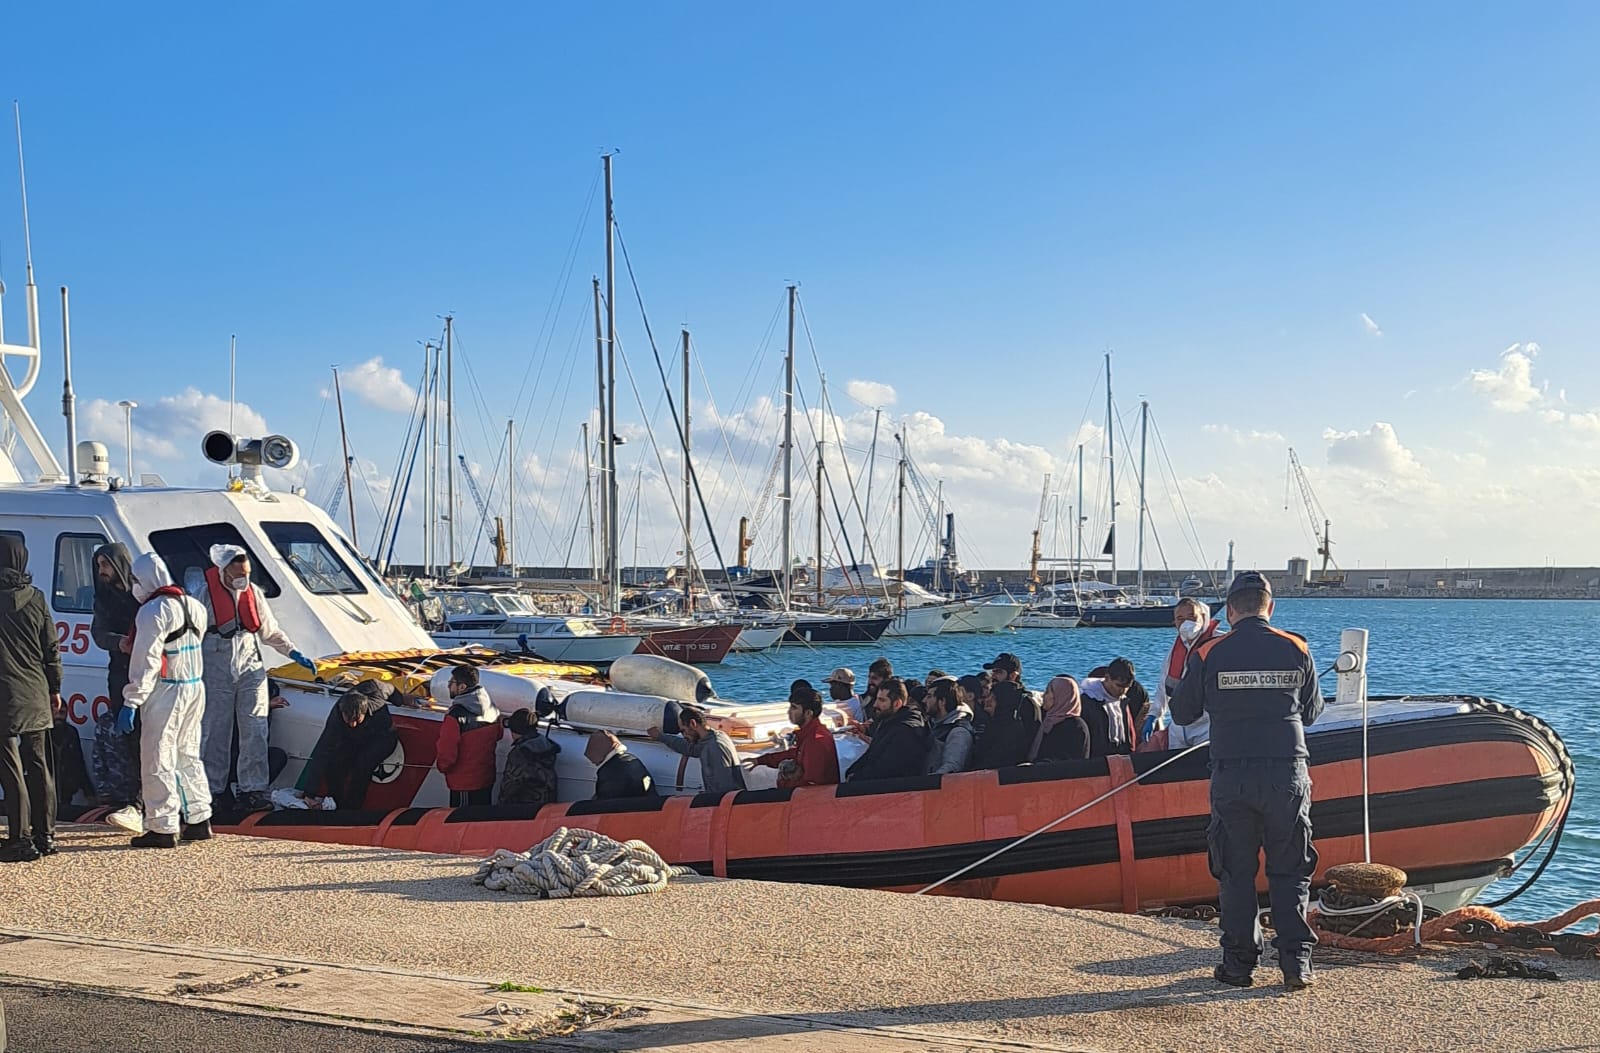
[289,650,317,672]
[1140,713,1160,741]
[117,705,137,735]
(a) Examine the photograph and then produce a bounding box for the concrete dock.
[2,827,1598,1051]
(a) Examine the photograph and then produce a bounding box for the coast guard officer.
[1171,571,1323,990]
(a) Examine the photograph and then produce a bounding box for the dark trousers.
[1,729,56,844]
[1207,759,1318,972]
[331,739,398,810]
[449,787,492,808]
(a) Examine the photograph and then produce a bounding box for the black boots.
[180,819,213,842]
[129,831,178,849]
[1212,964,1254,988]
[0,838,41,863]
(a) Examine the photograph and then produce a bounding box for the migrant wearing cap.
[1170,570,1324,992]
[648,704,746,796]
[825,666,864,724]
[120,552,213,849]
[193,543,317,813]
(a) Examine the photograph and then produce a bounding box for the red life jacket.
[204,565,262,637]
[1163,618,1222,693]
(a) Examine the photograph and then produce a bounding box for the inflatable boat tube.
[432,667,554,712]
[562,689,679,734]
[608,654,713,703]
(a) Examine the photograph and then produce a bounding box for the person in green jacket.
[0,536,62,861]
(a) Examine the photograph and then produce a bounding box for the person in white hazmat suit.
[118,552,213,849]
[194,544,316,812]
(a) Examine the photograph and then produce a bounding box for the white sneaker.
[106,805,145,834]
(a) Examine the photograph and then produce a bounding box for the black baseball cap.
[1227,571,1273,599]
[983,652,1022,673]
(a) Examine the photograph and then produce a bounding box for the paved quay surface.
[2,826,1598,1052]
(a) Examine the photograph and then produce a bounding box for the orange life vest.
[204,565,262,637]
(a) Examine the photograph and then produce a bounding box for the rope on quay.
[473,826,696,899]
[1309,900,1600,958]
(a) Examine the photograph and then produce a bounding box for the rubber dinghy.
[199,693,1571,914]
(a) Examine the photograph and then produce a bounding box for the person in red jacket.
[435,666,502,807]
[751,680,839,788]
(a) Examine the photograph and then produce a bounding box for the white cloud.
[1467,342,1544,412]
[82,389,270,465]
[1322,422,1426,479]
[1360,312,1383,337]
[340,357,416,412]
[1203,424,1285,445]
[844,379,897,407]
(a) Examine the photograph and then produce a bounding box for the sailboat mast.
[1137,398,1148,598]
[781,285,796,612]
[681,328,693,611]
[445,314,456,573]
[1075,443,1085,581]
[425,342,437,577]
[603,154,620,614]
[582,422,596,581]
[896,438,906,613]
[333,367,358,542]
[1105,351,1117,586]
[592,278,607,595]
[506,418,515,577]
[815,442,824,607]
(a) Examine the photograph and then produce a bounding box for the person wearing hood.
[1156,599,1223,749]
[295,679,400,810]
[924,677,975,775]
[0,536,63,861]
[973,679,1041,770]
[498,707,561,807]
[845,678,929,782]
[119,551,212,849]
[648,703,746,796]
[89,543,144,831]
[194,543,316,813]
[1029,676,1091,763]
[434,665,503,807]
[586,730,656,800]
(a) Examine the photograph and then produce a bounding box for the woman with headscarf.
[0,536,63,860]
[90,543,144,828]
[1029,676,1090,763]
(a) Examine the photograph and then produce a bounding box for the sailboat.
[1079,353,1219,628]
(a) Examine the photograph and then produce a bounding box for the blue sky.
[2,4,1598,571]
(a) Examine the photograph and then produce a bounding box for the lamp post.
[117,400,137,481]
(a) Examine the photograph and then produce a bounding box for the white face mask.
[227,573,250,590]
[1178,619,1204,643]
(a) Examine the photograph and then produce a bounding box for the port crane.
[1028,474,1051,591]
[323,456,354,517]
[1285,448,1342,585]
[457,454,509,570]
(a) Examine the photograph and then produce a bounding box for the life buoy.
[608,616,627,633]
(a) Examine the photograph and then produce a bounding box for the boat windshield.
[260,521,366,596]
[495,593,538,615]
[440,591,501,617]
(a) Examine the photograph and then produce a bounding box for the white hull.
[731,624,788,652]
[942,601,1026,634]
[1012,612,1082,629]
[882,602,954,637]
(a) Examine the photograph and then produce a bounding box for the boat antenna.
[228,334,238,480]
[14,102,37,353]
[60,286,77,487]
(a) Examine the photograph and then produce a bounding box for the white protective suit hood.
[130,551,176,602]
[210,543,247,569]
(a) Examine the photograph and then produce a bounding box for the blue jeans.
[1208,759,1318,973]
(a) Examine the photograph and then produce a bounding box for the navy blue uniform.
[1170,613,1323,978]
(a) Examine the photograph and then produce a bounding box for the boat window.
[149,524,281,599]
[52,532,110,613]
[332,532,396,600]
[496,593,537,615]
[261,521,366,596]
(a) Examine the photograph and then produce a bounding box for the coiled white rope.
[472,826,695,898]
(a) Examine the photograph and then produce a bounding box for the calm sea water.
[708,599,1600,920]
